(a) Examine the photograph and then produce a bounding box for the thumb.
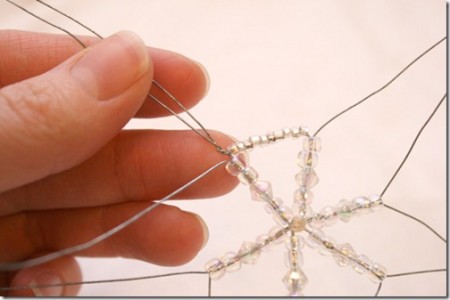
[0,31,153,193]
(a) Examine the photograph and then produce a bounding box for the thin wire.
[313,36,446,137]
[0,271,207,291]
[208,276,212,297]
[0,161,227,272]
[387,268,447,278]
[374,282,382,297]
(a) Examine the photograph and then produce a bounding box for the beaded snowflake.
[205,126,386,296]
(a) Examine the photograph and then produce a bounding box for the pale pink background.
[1,0,446,296]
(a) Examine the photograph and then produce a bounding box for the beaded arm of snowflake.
[205,127,386,296]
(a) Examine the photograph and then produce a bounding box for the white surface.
[0,0,446,296]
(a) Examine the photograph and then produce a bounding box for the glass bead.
[250,181,273,202]
[238,241,261,264]
[292,203,313,219]
[293,187,314,204]
[295,167,319,189]
[256,234,273,252]
[291,127,301,137]
[284,250,304,268]
[299,125,310,136]
[268,225,286,244]
[367,263,387,283]
[285,234,304,250]
[309,213,325,229]
[303,136,321,152]
[205,258,226,280]
[221,251,241,272]
[282,268,308,293]
[336,199,355,222]
[297,151,318,168]
[305,228,325,249]
[317,236,336,256]
[274,130,285,140]
[225,155,247,176]
[352,196,371,215]
[264,198,283,214]
[320,205,338,226]
[237,166,258,185]
[273,205,293,225]
[289,216,307,233]
[333,243,357,267]
[352,254,372,275]
[249,135,262,146]
[282,127,293,138]
[368,194,383,211]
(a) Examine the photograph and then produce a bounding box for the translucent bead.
[237,166,258,185]
[238,241,261,264]
[205,258,226,280]
[291,127,302,137]
[282,127,293,138]
[285,234,304,250]
[336,199,355,222]
[333,243,357,267]
[295,167,319,189]
[221,251,241,272]
[293,187,314,204]
[273,205,293,225]
[297,151,318,168]
[320,205,338,226]
[268,225,286,244]
[284,250,304,268]
[256,234,273,252]
[274,130,285,140]
[352,196,371,215]
[309,213,325,229]
[225,155,247,176]
[303,136,321,152]
[289,216,307,233]
[317,236,336,256]
[352,254,372,274]
[299,125,310,136]
[264,198,283,214]
[249,135,262,146]
[292,203,313,219]
[282,268,308,293]
[368,194,383,211]
[250,181,273,202]
[305,228,325,249]
[367,263,387,283]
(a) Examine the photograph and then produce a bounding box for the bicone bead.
[305,228,325,249]
[367,263,387,283]
[336,199,355,222]
[352,254,372,274]
[237,166,258,185]
[268,225,287,244]
[303,136,321,152]
[320,205,338,226]
[352,196,371,215]
[256,234,273,252]
[264,198,283,214]
[238,241,261,264]
[284,249,304,268]
[250,180,273,202]
[295,167,319,188]
[297,151,318,168]
[225,155,247,176]
[293,188,314,204]
[368,194,383,211]
[221,251,241,272]
[317,236,336,256]
[282,268,308,294]
[273,205,293,225]
[205,258,226,280]
[333,243,357,267]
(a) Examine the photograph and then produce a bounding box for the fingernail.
[192,213,209,249]
[29,271,63,296]
[70,30,150,100]
[193,60,210,98]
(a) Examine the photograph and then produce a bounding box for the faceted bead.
[205,258,226,280]
[368,194,383,211]
[268,225,286,244]
[336,199,355,222]
[256,234,273,252]
[284,250,304,268]
[250,181,273,202]
[305,228,325,249]
[292,203,313,219]
[225,155,247,176]
[299,126,310,136]
[289,216,307,233]
[237,166,258,185]
[264,198,283,214]
[352,254,372,274]
[295,167,319,188]
[282,268,308,293]
[293,187,314,204]
[333,243,357,267]
[273,205,293,225]
[297,151,318,168]
[320,205,338,226]
[303,136,321,152]
[367,263,387,283]
[352,196,371,215]
[238,241,261,264]
[309,213,325,229]
[221,251,241,272]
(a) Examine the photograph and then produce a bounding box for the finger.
[0,202,208,268]
[7,254,81,296]
[0,130,237,216]
[0,30,208,118]
[0,30,153,192]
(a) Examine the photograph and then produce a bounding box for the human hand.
[0,30,236,296]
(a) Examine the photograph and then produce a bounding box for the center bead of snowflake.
[289,216,306,232]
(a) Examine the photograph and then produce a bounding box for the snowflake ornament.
[205,126,387,296]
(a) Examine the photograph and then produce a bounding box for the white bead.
[237,166,258,185]
[303,136,321,152]
[295,167,319,189]
[249,135,262,146]
[282,268,308,293]
[260,135,269,146]
[291,127,301,137]
[221,251,241,272]
[274,130,285,140]
[297,151,318,168]
[238,241,261,264]
[282,127,293,138]
[205,258,226,280]
[250,180,273,202]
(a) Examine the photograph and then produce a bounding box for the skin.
[0,30,238,296]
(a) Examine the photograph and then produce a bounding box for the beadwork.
[205,126,386,296]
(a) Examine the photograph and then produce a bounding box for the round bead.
[221,252,241,272]
[293,187,314,204]
[292,203,313,219]
[282,268,308,293]
[303,136,321,152]
[225,155,247,176]
[273,205,293,225]
[297,151,318,168]
[282,127,293,138]
[249,135,262,146]
[295,167,319,189]
[336,199,355,222]
[368,194,383,211]
[238,241,261,264]
[237,166,258,185]
[317,236,336,256]
[367,263,387,283]
[352,254,372,275]
[320,205,338,226]
[289,216,307,233]
[285,234,304,250]
[256,234,273,252]
[205,258,226,280]
[305,228,325,249]
[332,243,357,267]
[352,196,371,215]
[309,213,325,229]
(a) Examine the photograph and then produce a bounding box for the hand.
[0,30,236,296]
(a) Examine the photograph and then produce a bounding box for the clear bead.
[309,213,325,229]
[282,127,293,138]
[237,166,258,185]
[352,196,371,215]
[264,198,283,214]
[249,180,273,202]
[333,243,357,267]
[368,194,383,211]
[282,268,308,293]
[284,250,304,268]
[273,205,293,225]
[303,136,321,152]
[225,155,247,176]
[268,225,286,244]
[295,167,319,189]
[238,241,261,264]
[320,205,338,226]
[305,228,325,249]
[352,254,372,274]
[291,127,302,137]
[205,258,226,280]
[285,234,304,250]
[317,236,336,256]
[289,216,307,233]
[292,203,313,219]
[221,251,241,272]
[256,234,273,252]
[297,151,318,168]
[293,187,314,204]
[367,262,387,283]
[336,199,355,222]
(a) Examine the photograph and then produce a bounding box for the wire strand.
[387,268,446,278]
